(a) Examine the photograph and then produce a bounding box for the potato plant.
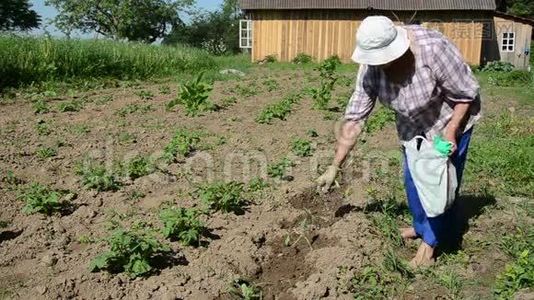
[57,99,84,112]
[90,228,170,278]
[36,147,57,159]
[291,138,314,157]
[195,181,246,214]
[116,103,153,117]
[267,158,294,180]
[32,99,50,114]
[19,183,68,215]
[166,72,214,116]
[310,56,340,110]
[229,279,262,300]
[124,155,154,180]
[76,162,120,191]
[256,93,301,124]
[247,177,269,192]
[159,207,205,246]
[163,129,202,162]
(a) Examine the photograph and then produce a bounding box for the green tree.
[46,0,194,43]
[0,0,41,31]
[163,0,241,55]
[503,0,534,18]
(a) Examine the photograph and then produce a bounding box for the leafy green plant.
[310,56,340,110]
[436,270,463,299]
[57,99,84,112]
[247,177,269,192]
[351,266,394,299]
[136,90,154,100]
[382,249,413,279]
[229,279,262,300]
[221,96,238,108]
[36,147,57,159]
[235,83,258,97]
[267,158,294,180]
[124,156,153,180]
[195,181,246,214]
[292,138,314,157]
[33,98,50,114]
[89,227,170,278]
[159,85,171,95]
[488,70,532,87]
[481,61,514,72]
[365,105,396,134]
[263,54,277,63]
[116,103,153,117]
[166,72,214,116]
[159,207,205,246]
[494,250,533,299]
[256,93,301,124]
[76,162,120,191]
[262,78,280,92]
[70,124,91,135]
[0,220,9,229]
[126,190,146,201]
[163,129,202,162]
[19,183,67,215]
[292,53,313,64]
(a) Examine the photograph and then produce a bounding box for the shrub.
[159,207,205,246]
[195,181,246,214]
[166,72,214,116]
[89,228,170,278]
[292,53,313,64]
[481,61,514,72]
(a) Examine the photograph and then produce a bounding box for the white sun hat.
[351,16,410,66]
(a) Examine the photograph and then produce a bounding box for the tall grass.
[0,35,217,90]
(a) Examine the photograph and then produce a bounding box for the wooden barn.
[238,0,533,69]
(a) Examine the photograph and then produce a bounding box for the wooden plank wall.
[494,16,532,69]
[250,10,488,65]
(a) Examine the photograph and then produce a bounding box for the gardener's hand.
[316,165,339,193]
[443,128,458,154]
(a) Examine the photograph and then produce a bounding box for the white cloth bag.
[403,136,457,217]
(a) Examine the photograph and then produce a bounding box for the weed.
[163,129,202,162]
[33,98,50,114]
[70,124,91,135]
[36,147,57,159]
[365,105,396,134]
[77,234,95,244]
[116,103,153,117]
[247,177,269,192]
[126,190,146,201]
[256,93,301,124]
[263,55,277,63]
[292,53,313,64]
[267,158,294,180]
[494,250,534,299]
[370,213,403,247]
[89,227,170,278]
[19,183,68,215]
[159,207,205,246]
[167,72,214,116]
[262,78,280,92]
[118,132,136,144]
[350,266,394,299]
[36,120,51,136]
[500,226,534,258]
[229,279,262,300]
[195,181,246,214]
[136,90,154,100]
[488,70,532,87]
[2,170,23,186]
[57,99,84,112]
[382,249,413,278]
[159,85,171,95]
[96,95,113,105]
[221,96,238,108]
[436,269,463,299]
[481,61,514,72]
[310,56,340,110]
[76,162,120,191]
[123,156,154,180]
[292,138,314,157]
[235,83,258,97]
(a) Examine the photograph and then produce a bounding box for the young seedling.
[247,177,269,192]
[267,158,294,180]
[33,99,50,114]
[57,99,84,112]
[235,84,258,97]
[159,207,206,246]
[292,138,314,157]
[262,78,280,92]
[256,93,301,124]
[166,72,214,116]
[307,128,319,138]
[136,90,154,100]
[76,162,120,192]
[365,105,396,134]
[36,147,57,159]
[36,120,51,136]
[163,129,202,162]
[18,183,69,215]
[195,181,246,214]
[116,104,153,117]
[229,279,262,300]
[89,227,170,278]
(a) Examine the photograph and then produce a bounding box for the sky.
[30,0,224,38]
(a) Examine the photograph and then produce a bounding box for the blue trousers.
[403,128,473,247]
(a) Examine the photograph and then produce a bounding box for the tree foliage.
[163,0,241,55]
[46,0,194,43]
[500,0,534,18]
[0,0,41,31]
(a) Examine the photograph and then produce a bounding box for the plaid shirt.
[345,25,481,142]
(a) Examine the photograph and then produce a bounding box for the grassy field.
[0,38,532,299]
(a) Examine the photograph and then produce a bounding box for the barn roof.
[239,0,497,11]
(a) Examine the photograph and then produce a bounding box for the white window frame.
[239,19,252,49]
[501,32,515,52]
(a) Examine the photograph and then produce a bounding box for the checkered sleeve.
[433,38,480,102]
[344,65,378,122]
